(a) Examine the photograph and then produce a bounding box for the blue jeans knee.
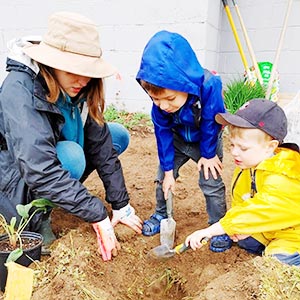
[272,252,300,266]
[107,122,130,155]
[237,237,265,255]
[199,173,226,224]
[56,141,86,180]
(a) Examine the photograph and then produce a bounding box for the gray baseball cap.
[215,98,287,143]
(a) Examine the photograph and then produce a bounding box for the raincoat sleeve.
[83,116,130,210]
[1,78,108,223]
[220,172,300,236]
[151,104,175,171]
[199,75,224,158]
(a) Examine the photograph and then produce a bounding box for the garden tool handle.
[166,190,173,219]
[174,237,210,254]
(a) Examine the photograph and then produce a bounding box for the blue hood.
[136,30,204,97]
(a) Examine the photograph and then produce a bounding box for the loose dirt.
[3,129,263,300]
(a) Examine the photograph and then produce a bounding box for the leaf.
[6,248,23,263]
[9,217,16,229]
[31,198,56,209]
[16,203,32,219]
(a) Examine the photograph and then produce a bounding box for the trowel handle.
[174,237,210,255]
[174,243,190,254]
[166,190,173,218]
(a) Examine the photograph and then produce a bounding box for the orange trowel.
[160,190,176,249]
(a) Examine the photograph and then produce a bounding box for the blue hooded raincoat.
[136,30,225,171]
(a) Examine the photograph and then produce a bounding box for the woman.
[0,11,142,261]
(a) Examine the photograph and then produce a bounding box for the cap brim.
[23,43,117,78]
[215,112,256,128]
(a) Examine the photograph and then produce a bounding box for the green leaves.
[16,198,56,219]
[224,78,266,113]
[16,204,32,219]
[6,248,23,263]
[0,198,56,260]
[31,198,56,209]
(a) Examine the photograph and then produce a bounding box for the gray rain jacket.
[0,38,129,230]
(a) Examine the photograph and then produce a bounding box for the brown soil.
[2,128,263,300]
[0,237,40,252]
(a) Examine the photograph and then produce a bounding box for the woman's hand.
[92,217,121,261]
[111,204,143,234]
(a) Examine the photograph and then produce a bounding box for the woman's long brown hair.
[38,64,105,125]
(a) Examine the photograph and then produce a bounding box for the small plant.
[0,198,55,261]
[104,104,152,130]
[224,78,266,113]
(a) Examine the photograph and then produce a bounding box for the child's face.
[54,69,91,97]
[229,128,278,169]
[147,88,188,113]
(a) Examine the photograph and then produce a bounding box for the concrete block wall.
[0,0,299,113]
[219,0,300,95]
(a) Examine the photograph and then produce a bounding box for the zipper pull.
[71,107,75,119]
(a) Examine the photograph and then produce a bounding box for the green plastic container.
[258,61,280,101]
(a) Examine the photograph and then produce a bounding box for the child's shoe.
[209,234,232,252]
[142,213,167,236]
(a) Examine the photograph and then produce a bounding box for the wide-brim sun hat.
[23,11,117,78]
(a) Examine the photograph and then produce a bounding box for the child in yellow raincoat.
[185,98,300,266]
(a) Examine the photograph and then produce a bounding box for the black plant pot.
[0,231,43,292]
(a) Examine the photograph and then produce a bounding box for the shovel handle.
[174,243,190,254]
[174,237,210,255]
[166,190,173,218]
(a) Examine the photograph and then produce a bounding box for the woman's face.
[54,70,91,97]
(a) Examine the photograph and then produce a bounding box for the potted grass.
[0,198,55,291]
[223,77,266,113]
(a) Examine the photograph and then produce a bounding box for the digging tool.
[221,0,253,82]
[160,190,176,248]
[231,0,263,85]
[148,237,210,260]
[265,0,293,100]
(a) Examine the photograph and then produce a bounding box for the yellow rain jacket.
[220,147,300,255]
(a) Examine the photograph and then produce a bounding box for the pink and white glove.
[92,216,120,261]
[111,204,142,234]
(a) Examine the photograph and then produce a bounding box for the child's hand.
[163,170,175,200]
[197,155,223,180]
[230,234,250,242]
[185,229,212,250]
[185,222,225,250]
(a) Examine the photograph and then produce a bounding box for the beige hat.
[23,11,117,78]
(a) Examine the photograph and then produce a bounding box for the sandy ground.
[23,130,262,300]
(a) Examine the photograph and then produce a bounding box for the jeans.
[237,237,300,266]
[272,252,300,266]
[237,237,265,255]
[154,131,226,224]
[56,122,130,179]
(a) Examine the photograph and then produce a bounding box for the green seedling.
[0,198,55,262]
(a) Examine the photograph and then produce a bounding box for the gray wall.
[219,0,300,95]
[0,0,299,113]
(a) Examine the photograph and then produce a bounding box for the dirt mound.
[6,132,262,300]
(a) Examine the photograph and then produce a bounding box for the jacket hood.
[7,36,41,74]
[136,30,204,97]
[258,147,300,181]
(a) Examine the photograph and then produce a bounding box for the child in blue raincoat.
[136,30,232,252]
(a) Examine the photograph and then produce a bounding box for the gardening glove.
[92,217,120,261]
[111,204,143,234]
